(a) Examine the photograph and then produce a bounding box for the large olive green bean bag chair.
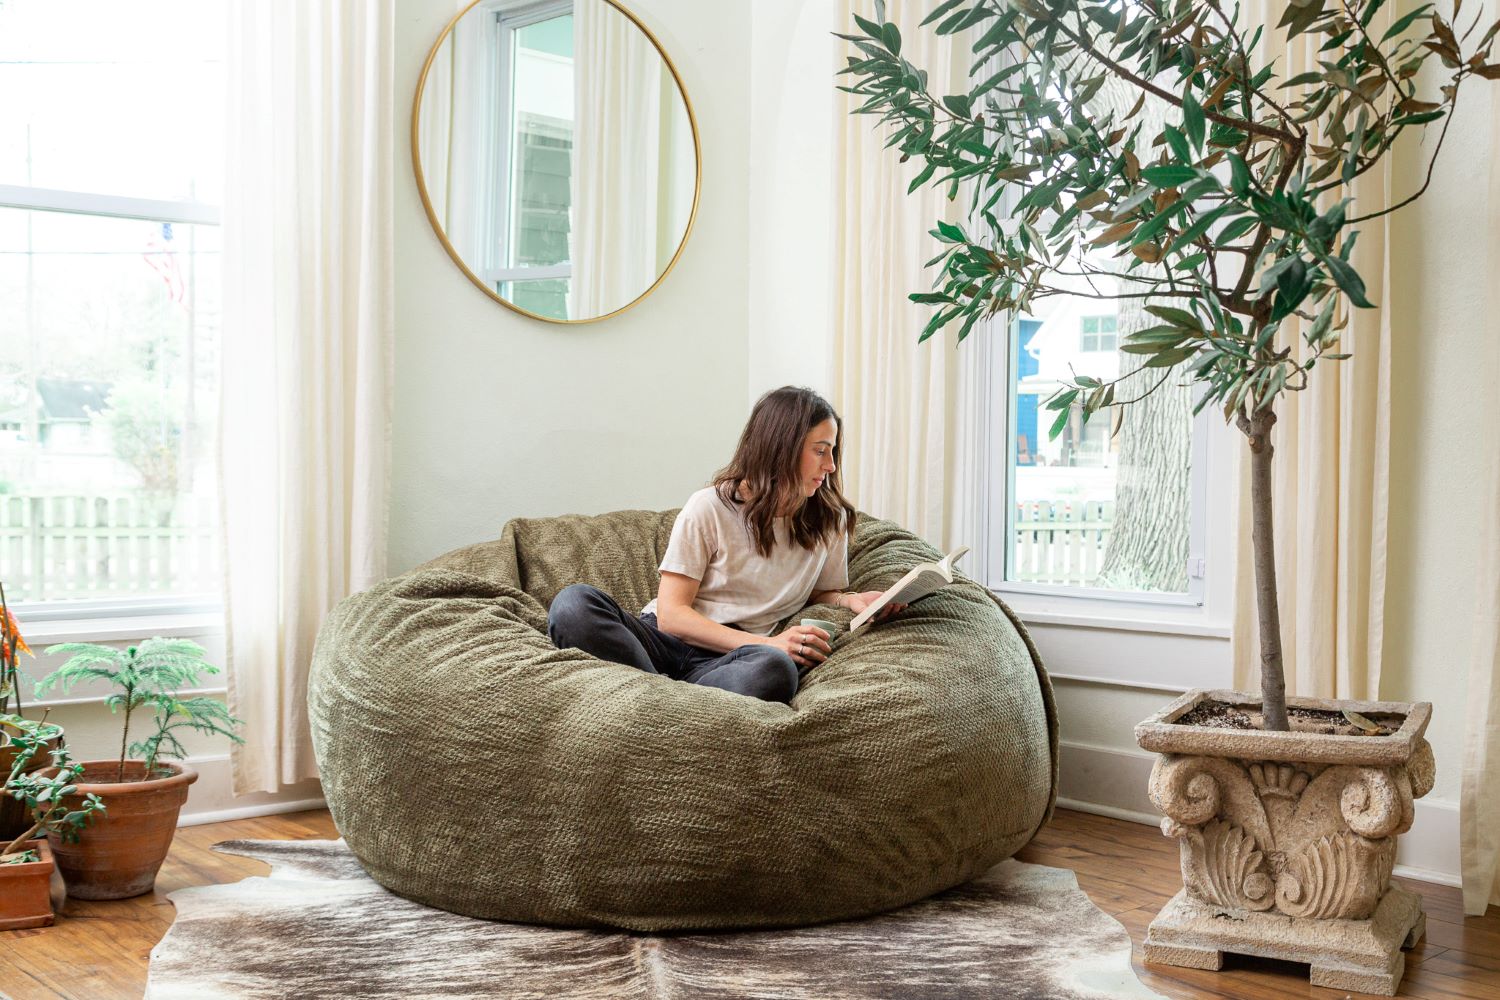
[308,509,1058,931]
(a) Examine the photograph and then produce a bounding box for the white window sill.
[992,588,1232,639]
[1010,607,1231,639]
[19,611,225,647]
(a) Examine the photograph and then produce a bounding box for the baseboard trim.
[174,754,326,828]
[177,796,330,828]
[1056,796,1160,828]
[1057,739,1460,888]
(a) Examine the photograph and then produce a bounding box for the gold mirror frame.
[411,0,702,325]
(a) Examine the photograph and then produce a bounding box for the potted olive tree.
[35,638,244,900]
[1,715,104,929]
[839,0,1499,993]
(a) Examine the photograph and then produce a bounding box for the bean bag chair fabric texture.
[308,508,1058,931]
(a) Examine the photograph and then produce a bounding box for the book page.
[886,568,949,605]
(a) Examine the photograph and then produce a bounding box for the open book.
[849,545,971,632]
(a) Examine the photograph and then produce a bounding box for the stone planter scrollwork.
[1134,689,1434,996]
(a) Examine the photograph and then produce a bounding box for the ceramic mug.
[800,617,842,643]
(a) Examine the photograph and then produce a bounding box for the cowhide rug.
[145,839,1163,1000]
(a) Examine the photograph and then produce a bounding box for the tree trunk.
[1094,306,1192,592]
[1087,79,1191,593]
[1240,407,1289,732]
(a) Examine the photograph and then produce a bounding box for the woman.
[547,386,903,703]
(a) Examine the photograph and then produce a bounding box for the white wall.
[389,0,753,573]
[746,0,838,403]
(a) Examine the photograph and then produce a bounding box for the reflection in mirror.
[415,0,698,322]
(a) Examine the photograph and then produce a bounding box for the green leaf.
[942,94,972,118]
[1144,346,1198,368]
[881,21,902,56]
[1048,404,1070,440]
[1228,153,1251,197]
[1140,165,1200,187]
[1305,294,1338,346]
[1168,204,1236,255]
[1145,306,1202,331]
[852,13,883,40]
[1044,388,1079,411]
[1382,3,1434,41]
[1321,253,1375,308]
[1182,92,1206,151]
[935,220,967,243]
[1393,110,1445,126]
[1281,71,1325,88]
[1219,216,1259,243]
[908,161,936,193]
[1163,125,1192,163]
[1343,109,1367,183]
[919,0,967,28]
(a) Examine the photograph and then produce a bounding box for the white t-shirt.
[640,486,850,636]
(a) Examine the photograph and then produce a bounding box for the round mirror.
[413,0,700,323]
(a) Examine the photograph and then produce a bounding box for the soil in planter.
[1175,700,1401,736]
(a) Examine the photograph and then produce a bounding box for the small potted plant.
[0,581,58,842]
[35,638,244,900]
[1,714,105,929]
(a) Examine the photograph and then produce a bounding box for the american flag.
[142,222,186,306]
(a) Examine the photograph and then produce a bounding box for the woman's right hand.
[766,624,832,668]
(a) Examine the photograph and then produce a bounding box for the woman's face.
[797,418,839,498]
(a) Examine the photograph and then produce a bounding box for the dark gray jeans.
[547,583,798,704]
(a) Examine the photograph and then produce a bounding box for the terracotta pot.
[0,732,62,842]
[1135,689,1434,996]
[45,760,197,900]
[0,838,56,930]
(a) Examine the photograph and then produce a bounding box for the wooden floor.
[2,807,1497,999]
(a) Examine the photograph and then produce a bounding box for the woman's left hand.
[842,591,907,622]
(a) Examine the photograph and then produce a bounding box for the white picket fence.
[1012,499,1114,586]
[0,492,1112,599]
[0,494,218,602]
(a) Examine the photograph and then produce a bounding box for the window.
[1080,314,1117,352]
[990,267,1206,605]
[0,1,224,611]
[487,1,574,318]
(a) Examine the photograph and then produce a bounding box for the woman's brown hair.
[712,386,857,558]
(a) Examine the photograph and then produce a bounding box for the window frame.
[976,308,1236,636]
[477,0,574,292]
[0,185,224,623]
[1079,313,1118,353]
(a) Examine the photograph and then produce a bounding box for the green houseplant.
[1,715,104,929]
[838,0,1497,992]
[33,638,244,899]
[0,580,59,842]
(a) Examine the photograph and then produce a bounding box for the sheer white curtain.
[831,0,985,555]
[1460,91,1500,917]
[415,9,487,267]
[570,0,687,317]
[221,0,394,794]
[1228,1,1395,703]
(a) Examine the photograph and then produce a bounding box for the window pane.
[498,277,569,320]
[507,15,573,271]
[1007,276,1193,594]
[0,208,220,602]
[0,1,225,203]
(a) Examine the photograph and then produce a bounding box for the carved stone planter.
[1135,689,1434,996]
